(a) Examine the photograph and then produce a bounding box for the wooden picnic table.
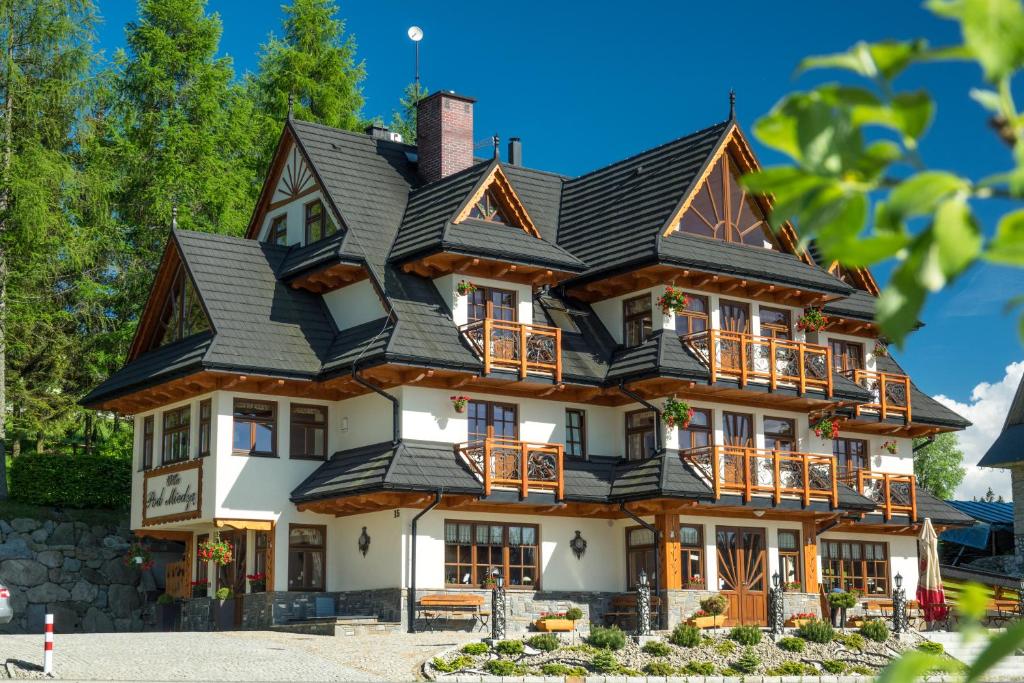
[416,593,488,631]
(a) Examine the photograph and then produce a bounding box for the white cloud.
[933,360,1024,501]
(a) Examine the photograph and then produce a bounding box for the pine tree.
[389,82,427,144]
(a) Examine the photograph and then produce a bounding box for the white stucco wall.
[258,188,333,246]
[433,273,534,327]
[322,279,387,331]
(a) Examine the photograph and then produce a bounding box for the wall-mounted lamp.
[570,530,588,560]
[358,526,371,557]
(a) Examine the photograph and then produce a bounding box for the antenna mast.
[408,27,424,102]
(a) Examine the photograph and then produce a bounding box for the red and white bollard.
[43,613,53,675]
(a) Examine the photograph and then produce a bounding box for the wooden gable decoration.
[453,164,540,238]
[273,147,318,206]
[828,262,881,296]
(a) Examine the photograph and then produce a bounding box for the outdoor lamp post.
[893,572,906,635]
[635,569,652,636]
[490,567,506,641]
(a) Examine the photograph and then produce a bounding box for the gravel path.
[0,630,477,681]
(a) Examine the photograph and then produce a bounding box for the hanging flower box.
[812,417,840,440]
[663,397,694,430]
[881,439,898,455]
[656,286,690,316]
[456,280,477,296]
[198,535,234,567]
[450,395,471,413]
[123,543,154,571]
[796,307,828,332]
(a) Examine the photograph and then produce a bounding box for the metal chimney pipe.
[507,137,522,166]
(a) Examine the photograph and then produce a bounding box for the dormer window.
[305,199,337,243]
[156,269,210,348]
[268,214,287,246]
[467,190,509,224]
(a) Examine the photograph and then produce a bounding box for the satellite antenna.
[408,26,423,102]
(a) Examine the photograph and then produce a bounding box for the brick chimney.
[416,91,475,184]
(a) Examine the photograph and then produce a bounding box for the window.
[304,199,337,243]
[623,295,652,348]
[198,399,211,458]
[821,540,889,595]
[196,533,209,583]
[626,526,656,589]
[565,409,586,458]
[141,416,154,471]
[778,530,801,591]
[834,437,869,476]
[253,531,270,579]
[680,524,705,589]
[467,190,509,224]
[676,151,775,248]
[467,286,516,323]
[155,269,210,349]
[763,417,796,451]
[161,405,190,464]
[233,399,276,456]
[444,521,540,588]
[268,214,287,245]
[760,308,792,340]
[680,407,712,450]
[674,294,709,337]
[468,400,518,441]
[830,339,864,373]
[288,525,325,591]
[626,410,657,461]
[290,404,327,459]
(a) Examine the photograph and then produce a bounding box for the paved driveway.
[0,629,476,680]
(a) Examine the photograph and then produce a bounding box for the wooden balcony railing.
[681,330,832,396]
[460,319,562,382]
[456,438,564,499]
[845,369,912,422]
[839,469,917,521]
[681,445,838,507]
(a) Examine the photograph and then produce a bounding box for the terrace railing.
[460,319,562,382]
[838,468,917,521]
[845,369,912,423]
[456,438,564,499]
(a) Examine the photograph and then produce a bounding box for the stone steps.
[922,631,1024,678]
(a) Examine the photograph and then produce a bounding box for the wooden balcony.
[460,319,562,382]
[456,438,564,499]
[681,445,839,507]
[845,369,912,422]
[682,330,832,396]
[839,469,917,521]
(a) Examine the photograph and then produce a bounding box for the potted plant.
[191,578,210,598]
[827,589,859,628]
[683,579,706,590]
[662,396,695,430]
[784,611,816,628]
[456,280,477,296]
[873,340,888,357]
[656,286,690,316]
[685,594,727,629]
[450,395,471,413]
[214,587,235,630]
[123,543,155,571]
[246,572,267,593]
[535,611,575,632]
[481,576,497,589]
[155,593,180,632]
[796,307,828,332]
[812,417,840,440]
[881,439,898,455]
[198,535,234,567]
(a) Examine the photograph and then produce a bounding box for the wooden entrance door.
[217,530,247,627]
[716,526,767,626]
[719,300,750,371]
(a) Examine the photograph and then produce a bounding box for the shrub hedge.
[10,454,131,509]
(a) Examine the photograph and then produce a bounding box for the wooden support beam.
[802,519,819,594]
[656,513,682,590]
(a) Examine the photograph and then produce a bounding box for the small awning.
[214,519,273,531]
[940,522,991,550]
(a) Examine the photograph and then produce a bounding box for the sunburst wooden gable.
[828,261,881,296]
[452,162,540,238]
[660,123,812,265]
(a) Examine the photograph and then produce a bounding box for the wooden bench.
[603,594,661,629]
[416,594,486,631]
[943,579,1021,627]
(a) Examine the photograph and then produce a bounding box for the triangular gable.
[127,236,213,362]
[660,123,811,263]
[451,161,540,238]
[828,262,881,296]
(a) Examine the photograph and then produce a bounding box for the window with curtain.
[834,437,869,476]
[625,410,657,460]
[141,416,154,471]
[626,527,657,589]
[760,307,792,339]
[680,524,705,589]
[674,294,709,337]
[778,529,801,590]
[623,295,652,347]
[830,339,864,373]
[233,399,276,456]
[679,408,712,450]
[161,406,190,464]
[288,525,325,591]
[821,540,889,595]
[290,404,327,459]
[443,521,539,588]
[565,409,586,458]
[198,399,211,457]
[763,416,796,451]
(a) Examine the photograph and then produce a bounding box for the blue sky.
[94,1,1024,410]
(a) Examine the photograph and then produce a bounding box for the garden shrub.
[541,663,588,676]
[860,618,890,642]
[644,660,676,676]
[684,661,716,675]
[777,636,805,652]
[836,632,865,650]
[432,655,472,673]
[484,660,523,676]
[827,590,859,610]
[796,617,835,643]
[495,639,524,656]
[714,639,736,656]
[767,661,818,676]
[10,453,131,509]
[156,593,174,605]
[849,664,874,675]
[215,587,232,600]
[461,642,489,655]
[587,624,626,650]
[729,624,762,645]
[564,607,584,621]
[642,640,671,656]
[527,633,560,652]
[700,594,729,615]
[591,649,619,673]
[823,659,848,673]
[732,647,761,674]
[669,623,701,647]
[917,640,944,654]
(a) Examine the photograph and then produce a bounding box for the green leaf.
[970,87,1004,113]
[927,0,1024,81]
[752,102,802,161]
[888,171,968,221]
[986,208,1024,264]
[933,197,982,278]
[827,231,909,267]
[891,91,935,140]
[854,141,903,180]
[797,40,926,82]
[955,582,990,622]
[876,649,959,683]
[868,39,929,80]
[795,97,862,175]
[966,619,1024,682]
[797,42,878,78]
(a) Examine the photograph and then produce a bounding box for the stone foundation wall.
[662,590,822,630]
[181,596,214,631]
[0,516,146,633]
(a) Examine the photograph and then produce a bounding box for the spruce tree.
[389,82,427,144]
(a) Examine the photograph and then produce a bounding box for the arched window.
[677,153,774,248]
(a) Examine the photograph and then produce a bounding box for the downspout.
[352,361,400,446]
[913,436,936,453]
[620,502,661,596]
[618,381,664,454]
[408,490,443,633]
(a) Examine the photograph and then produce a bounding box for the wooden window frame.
[268,214,288,245]
[778,529,802,591]
[820,539,890,596]
[232,398,278,457]
[467,190,509,224]
[679,407,713,450]
[253,530,270,578]
[155,270,209,349]
[625,409,657,461]
[680,524,705,589]
[759,307,792,339]
[763,416,797,452]
[198,399,211,458]
[625,525,657,590]
[304,199,337,244]
[467,286,517,324]
[161,405,191,465]
[468,400,519,441]
[443,520,541,590]
[830,339,864,373]
[833,437,870,476]
[623,294,653,348]
[723,411,755,448]
[565,408,586,459]
[675,293,709,337]
[287,524,326,592]
[196,533,209,583]
[141,415,154,471]
[290,403,328,460]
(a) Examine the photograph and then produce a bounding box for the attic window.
[677,153,776,248]
[467,190,508,224]
[154,268,210,349]
[305,199,338,243]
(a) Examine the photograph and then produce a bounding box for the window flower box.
[785,612,816,628]
[535,610,579,632]
[685,613,726,629]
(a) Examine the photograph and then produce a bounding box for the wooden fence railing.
[838,468,917,520]
[846,369,912,423]
[456,438,564,499]
[460,319,562,381]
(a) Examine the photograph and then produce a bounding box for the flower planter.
[685,614,726,629]
[535,618,575,632]
[785,618,811,628]
[454,404,466,414]
[215,598,236,631]
[846,617,866,628]
[157,602,180,632]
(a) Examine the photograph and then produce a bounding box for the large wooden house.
[84,90,972,630]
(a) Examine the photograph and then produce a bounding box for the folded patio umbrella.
[917,517,946,621]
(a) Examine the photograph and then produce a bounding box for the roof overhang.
[398,249,576,286]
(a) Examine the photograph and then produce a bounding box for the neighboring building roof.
[946,500,1014,526]
[978,375,1024,468]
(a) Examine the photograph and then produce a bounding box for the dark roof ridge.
[289,116,417,151]
[173,228,264,247]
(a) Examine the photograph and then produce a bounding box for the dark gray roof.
[81,332,212,405]
[824,290,877,322]
[915,487,973,525]
[610,452,715,501]
[875,355,970,429]
[978,375,1024,467]
[534,295,616,384]
[444,220,585,272]
[277,231,358,280]
[562,456,616,501]
[502,165,565,243]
